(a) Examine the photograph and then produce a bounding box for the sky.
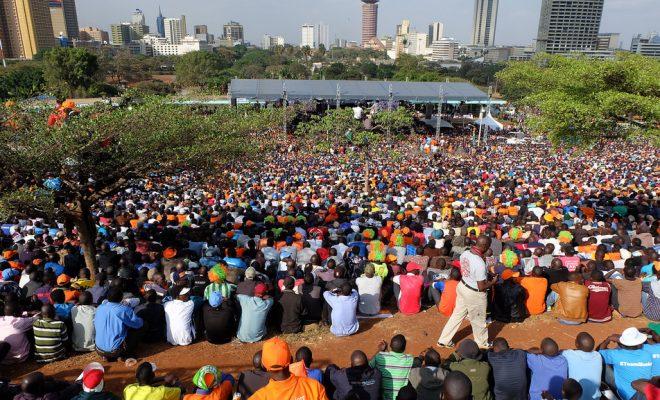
[77,0,659,48]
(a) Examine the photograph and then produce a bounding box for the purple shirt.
[527,353,568,400]
[0,315,37,364]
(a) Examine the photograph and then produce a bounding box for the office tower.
[596,33,620,50]
[0,0,57,59]
[110,23,131,45]
[536,0,604,53]
[361,0,378,47]
[317,22,329,49]
[472,0,498,46]
[428,22,444,46]
[630,33,660,58]
[262,34,284,49]
[79,26,108,43]
[301,24,315,48]
[223,21,244,44]
[430,38,459,61]
[180,15,187,37]
[48,0,78,39]
[129,9,149,40]
[156,6,165,37]
[193,25,208,41]
[164,18,183,44]
[395,19,410,58]
[407,31,430,56]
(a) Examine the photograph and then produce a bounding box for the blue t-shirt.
[642,343,660,377]
[54,302,74,321]
[348,242,368,257]
[526,353,568,400]
[562,350,602,400]
[599,348,653,400]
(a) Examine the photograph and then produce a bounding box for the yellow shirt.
[123,384,182,400]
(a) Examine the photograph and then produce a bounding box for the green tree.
[497,53,660,145]
[0,63,45,100]
[0,99,283,276]
[175,51,230,88]
[373,107,414,135]
[43,48,100,98]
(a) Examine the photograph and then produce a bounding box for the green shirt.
[449,359,493,400]
[33,318,68,363]
[203,282,235,300]
[369,351,414,400]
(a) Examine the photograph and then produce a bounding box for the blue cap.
[285,236,294,245]
[2,268,18,281]
[209,291,223,307]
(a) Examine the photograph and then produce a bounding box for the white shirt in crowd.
[164,299,195,346]
[355,275,383,315]
[460,250,487,289]
[71,305,96,352]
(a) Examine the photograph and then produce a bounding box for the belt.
[461,279,482,293]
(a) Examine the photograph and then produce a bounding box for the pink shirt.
[0,315,37,364]
[559,256,581,272]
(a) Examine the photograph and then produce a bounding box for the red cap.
[254,283,268,297]
[407,262,422,272]
[82,369,103,391]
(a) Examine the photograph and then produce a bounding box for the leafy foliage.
[497,53,660,145]
[42,48,100,98]
[0,63,45,100]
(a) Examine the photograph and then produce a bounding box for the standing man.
[438,235,496,349]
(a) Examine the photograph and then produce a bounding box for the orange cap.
[261,337,291,372]
[57,274,71,285]
[163,248,177,259]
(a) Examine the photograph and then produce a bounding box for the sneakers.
[437,341,455,349]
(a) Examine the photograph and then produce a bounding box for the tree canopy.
[497,53,660,145]
[0,98,283,274]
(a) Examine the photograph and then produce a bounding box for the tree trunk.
[73,202,98,279]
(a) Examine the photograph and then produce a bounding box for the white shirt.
[459,250,487,289]
[356,275,382,315]
[164,299,195,346]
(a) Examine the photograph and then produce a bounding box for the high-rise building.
[428,22,444,46]
[317,22,330,49]
[156,6,165,37]
[430,38,459,61]
[223,21,244,44]
[180,15,187,37]
[301,24,315,48]
[394,19,410,58]
[79,26,108,43]
[471,0,498,46]
[262,34,284,49]
[631,33,660,58]
[129,9,149,40]
[361,0,378,47]
[536,0,604,53]
[597,33,620,50]
[194,25,208,41]
[407,31,430,56]
[163,18,183,44]
[110,23,131,45]
[0,0,57,59]
[48,0,78,39]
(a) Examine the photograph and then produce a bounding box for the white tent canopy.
[475,111,504,131]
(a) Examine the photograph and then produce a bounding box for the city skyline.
[75,0,658,48]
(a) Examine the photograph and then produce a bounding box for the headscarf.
[192,365,218,391]
[208,264,227,283]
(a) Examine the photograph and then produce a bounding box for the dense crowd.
[0,132,658,400]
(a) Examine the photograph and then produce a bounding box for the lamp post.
[483,85,493,145]
[336,83,341,109]
[476,107,484,146]
[436,84,445,140]
[387,84,393,137]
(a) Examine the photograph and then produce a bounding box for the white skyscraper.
[536,0,604,53]
[428,22,444,45]
[430,38,459,61]
[317,23,330,49]
[301,24,315,48]
[471,0,499,46]
[164,18,183,45]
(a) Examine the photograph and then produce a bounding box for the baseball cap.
[406,262,421,272]
[261,337,292,372]
[77,362,105,393]
[619,327,648,347]
[179,287,191,296]
[501,269,520,281]
[245,266,257,280]
[2,268,18,281]
[254,283,268,297]
[192,365,218,391]
[56,274,71,285]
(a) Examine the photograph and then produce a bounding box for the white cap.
[619,327,648,347]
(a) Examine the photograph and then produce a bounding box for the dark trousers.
[0,341,10,362]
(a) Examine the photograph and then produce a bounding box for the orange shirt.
[438,280,459,317]
[249,374,328,400]
[520,276,548,315]
[184,381,232,400]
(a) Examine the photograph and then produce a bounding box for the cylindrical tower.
[361,0,379,47]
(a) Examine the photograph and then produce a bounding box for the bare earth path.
[3,309,647,393]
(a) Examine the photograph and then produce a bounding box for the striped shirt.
[203,282,235,300]
[33,318,68,363]
[369,351,414,400]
